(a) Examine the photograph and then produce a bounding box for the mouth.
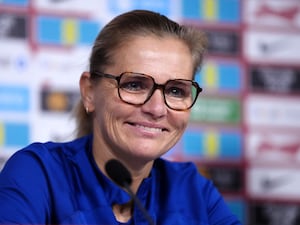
[127,122,168,133]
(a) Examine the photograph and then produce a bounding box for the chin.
[128,149,162,162]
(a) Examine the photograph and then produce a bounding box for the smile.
[127,122,168,133]
[135,124,163,132]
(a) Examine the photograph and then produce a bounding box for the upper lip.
[127,121,169,132]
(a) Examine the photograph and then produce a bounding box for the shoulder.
[1,135,92,176]
[0,136,92,224]
[153,159,241,224]
[11,135,91,160]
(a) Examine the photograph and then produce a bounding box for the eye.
[166,86,187,98]
[119,76,151,92]
[165,81,191,98]
[120,81,144,91]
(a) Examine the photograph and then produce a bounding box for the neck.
[112,200,133,223]
[92,136,154,194]
[126,161,153,193]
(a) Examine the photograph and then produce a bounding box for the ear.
[79,72,95,113]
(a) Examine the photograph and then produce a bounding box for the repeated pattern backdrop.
[1,0,300,224]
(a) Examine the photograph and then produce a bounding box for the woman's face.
[89,36,194,163]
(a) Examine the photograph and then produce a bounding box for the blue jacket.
[0,135,241,224]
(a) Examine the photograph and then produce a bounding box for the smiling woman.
[0,10,241,225]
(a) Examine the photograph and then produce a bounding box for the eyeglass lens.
[118,72,198,110]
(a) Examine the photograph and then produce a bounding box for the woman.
[0,10,241,224]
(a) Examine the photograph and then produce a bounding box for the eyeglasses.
[91,71,202,111]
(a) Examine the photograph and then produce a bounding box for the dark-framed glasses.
[91,71,202,111]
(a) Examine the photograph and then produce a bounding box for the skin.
[80,35,194,222]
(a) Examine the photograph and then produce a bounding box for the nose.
[141,89,167,118]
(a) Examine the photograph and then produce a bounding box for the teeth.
[136,124,163,132]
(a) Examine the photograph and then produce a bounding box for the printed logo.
[198,165,243,192]
[205,29,240,56]
[244,0,300,29]
[0,85,30,112]
[260,175,290,191]
[247,167,300,200]
[0,121,30,148]
[40,88,79,112]
[36,16,100,46]
[196,61,243,92]
[0,0,28,6]
[182,0,240,23]
[255,4,299,22]
[181,128,242,159]
[191,97,241,124]
[249,202,300,225]
[244,31,300,64]
[246,132,300,164]
[108,0,171,16]
[34,0,102,13]
[249,65,300,94]
[258,142,300,160]
[245,95,300,128]
[0,13,27,39]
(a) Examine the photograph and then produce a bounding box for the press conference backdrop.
[1,0,300,224]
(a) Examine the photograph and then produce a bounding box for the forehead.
[109,35,194,81]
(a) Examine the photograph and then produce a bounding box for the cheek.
[92,88,118,126]
[93,100,123,144]
[179,112,190,127]
[170,112,190,134]
[95,98,120,124]
[94,92,131,128]
[93,84,120,113]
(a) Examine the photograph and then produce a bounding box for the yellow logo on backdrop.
[62,19,78,45]
[203,62,218,89]
[204,131,219,158]
[203,0,217,21]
